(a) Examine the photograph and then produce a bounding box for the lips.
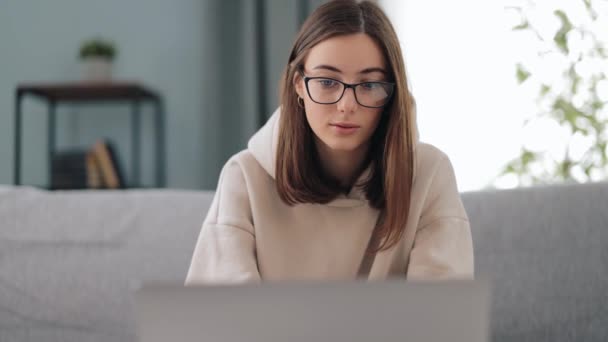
[330,122,360,128]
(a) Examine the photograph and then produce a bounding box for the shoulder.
[207,151,260,227]
[217,150,270,190]
[220,150,257,174]
[411,142,467,219]
[209,150,275,226]
[414,142,450,181]
[412,142,462,197]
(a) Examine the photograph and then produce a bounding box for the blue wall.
[0,0,307,189]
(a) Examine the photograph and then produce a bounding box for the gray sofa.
[0,182,606,341]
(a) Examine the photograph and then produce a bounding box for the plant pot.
[81,57,113,82]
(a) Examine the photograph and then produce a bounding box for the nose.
[337,86,358,113]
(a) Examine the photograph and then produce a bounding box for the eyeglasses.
[300,72,395,108]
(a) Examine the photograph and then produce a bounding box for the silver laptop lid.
[135,279,490,342]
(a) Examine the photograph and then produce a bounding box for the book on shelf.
[91,139,126,189]
[86,149,103,189]
[50,138,126,190]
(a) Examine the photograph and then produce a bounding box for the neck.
[315,139,370,190]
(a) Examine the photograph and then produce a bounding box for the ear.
[293,72,305,99]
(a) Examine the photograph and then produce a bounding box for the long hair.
[275,0,417,252]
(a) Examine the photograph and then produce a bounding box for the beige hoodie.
[185,109,473,285]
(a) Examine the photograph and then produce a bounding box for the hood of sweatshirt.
[247,108,282,181]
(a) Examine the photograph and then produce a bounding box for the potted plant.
[79,38,117,81]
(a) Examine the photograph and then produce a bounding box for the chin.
[323,138,365,153]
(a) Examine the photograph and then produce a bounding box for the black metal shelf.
[13,81,166,189]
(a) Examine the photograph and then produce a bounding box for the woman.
[186,0,473,284]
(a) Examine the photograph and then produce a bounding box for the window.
[380,0,608,191]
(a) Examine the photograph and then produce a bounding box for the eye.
[360,82,380,90]
[316,79,339,88]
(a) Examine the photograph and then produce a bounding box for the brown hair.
[275,0,417,252]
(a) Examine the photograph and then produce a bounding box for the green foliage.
[553,10,572,54]
[496,1,608,188]
[516,63,531,84]
[79,38,117,60]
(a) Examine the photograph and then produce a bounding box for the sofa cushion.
[462,181,608,342]
[0,186,213,342]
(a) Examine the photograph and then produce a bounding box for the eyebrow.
[312,64,387,75]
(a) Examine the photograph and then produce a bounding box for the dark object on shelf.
[50,139,126,190]
[51,149,88,190]
[13,81,166,189]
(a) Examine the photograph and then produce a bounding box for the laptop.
[135,279,490,342]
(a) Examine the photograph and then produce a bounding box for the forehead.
[304,33,386,73]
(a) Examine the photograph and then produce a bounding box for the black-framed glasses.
[301,73,395,108]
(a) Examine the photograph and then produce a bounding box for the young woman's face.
[295,33,388,155]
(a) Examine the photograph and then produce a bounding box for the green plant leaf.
[521,149,538,166]
[540,84,551,97]
[584,164,593,177]
[583,0,598,20]
[557,158,573,179]
[568,64,581,94]
[516,63,531,83]
[588,113,604,133]
[499,162,518,176]
[553,10,572,55]
[591,101,604,111]
[512,21,529,31]
[552,97,567,119]
[552,97,588,133]
[79,38,117,60]
[600,142,608,163]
